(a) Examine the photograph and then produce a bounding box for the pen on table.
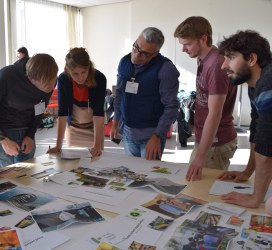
[234,186,251,189]
[48,145,50,150]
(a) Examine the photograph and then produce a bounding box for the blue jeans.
[122,135,166,160]
[0,128,36,167]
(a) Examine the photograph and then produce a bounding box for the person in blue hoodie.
[111,27,180,160]
[0,54,58,167]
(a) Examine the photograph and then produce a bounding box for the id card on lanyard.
[34,101,46,116]
[125,77,139,94]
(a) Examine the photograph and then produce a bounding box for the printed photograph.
[126,208,146,220]
[226,216,244,227]
[31,202,105,232]
[128,241,156,250]
[108,180,126,187]
[233,232,272,250]
[151,166,171,174]
[148,216,174,231]
[109,186,126,191]
[0,186,56,211]
[70,166,95,174]
[0,229,24,250]
[249,214,272,233]
[76,173,110,188]
[0,181,17,193]
[0,209,13,217]
[0,226,11,232]
[128,177,187,196]
[96,241,121,250]
[95,166,146,181]
[194,211,221,226]
[165,219,238,250]
[142,193,206,219]
[15,215,35,228]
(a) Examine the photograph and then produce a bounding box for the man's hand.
[218,170,250,182]
[21,136,34,154]
[1,137,20,156]
[145,134,161,160]
[221,192,261,208]
[186,156,205,181]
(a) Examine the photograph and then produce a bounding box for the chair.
[47,88,58,117]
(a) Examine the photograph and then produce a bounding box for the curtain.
[65,4,81,49]
[8,0,80,71]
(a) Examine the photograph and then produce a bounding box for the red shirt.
[194,46,237,146]
[72,80,89,102]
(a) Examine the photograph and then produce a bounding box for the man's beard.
[229,66,251,86]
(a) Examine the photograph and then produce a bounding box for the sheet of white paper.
[128,177,187,196]
[207,201,246,216]
[28,180,82,204]
[61,148,91,160]
[25,232,70,250]
[65,185,133,205]
[64,239,98,250]
[209,180,272,201]
[90,208,166,248]
[18,223,70,250]
[49,171,82,186]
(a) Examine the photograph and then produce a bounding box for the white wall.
[81,2,131,87]
[0,0,6,68]
[81,0,272,126]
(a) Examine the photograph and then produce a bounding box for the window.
[13,0,81,71]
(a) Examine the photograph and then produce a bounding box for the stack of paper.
[61,148,91,160]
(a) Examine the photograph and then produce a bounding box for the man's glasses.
[132,42,158,58]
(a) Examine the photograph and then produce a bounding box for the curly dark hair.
[218,30,272,68]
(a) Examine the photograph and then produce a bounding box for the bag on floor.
[177,108,192,147]
[40,112,54,129]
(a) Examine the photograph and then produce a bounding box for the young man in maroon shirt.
[174,16,237,181]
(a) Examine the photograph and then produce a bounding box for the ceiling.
[47,0,131,8]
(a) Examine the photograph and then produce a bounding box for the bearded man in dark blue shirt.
[218,30,272,208]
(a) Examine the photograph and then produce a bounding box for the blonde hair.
[65,47,96,88]
[174,16,213,47]
[26,53,58,84]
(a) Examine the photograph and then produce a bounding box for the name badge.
[34,102,46,116]
[125,81,139,94]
